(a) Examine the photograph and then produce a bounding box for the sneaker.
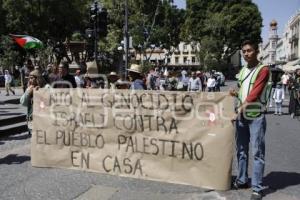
[274,113,277,115]
[278,113,282,116]
[232,181,249,190]
[291,113,295,119]
[250,191,263,200]
[5,94,9,96]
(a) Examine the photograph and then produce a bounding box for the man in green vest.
[230,40,271,200]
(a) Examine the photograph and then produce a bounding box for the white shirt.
[281,74,289,85]
[180,75,190,86]
[273,87,285,103]
[188,77,202,91]
[75,75,83,87]
[4,74,12,83]
[240,67,257,103]
[207,77,216,88]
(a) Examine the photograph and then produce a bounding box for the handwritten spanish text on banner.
[31,89,235,190]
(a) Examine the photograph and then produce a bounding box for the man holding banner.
[231,40,270,200]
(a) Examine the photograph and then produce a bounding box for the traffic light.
[85,28,94,39]
[98,8,108,38]
[88,2,108,38]
[53,42,64,58]
[90,2,98,23]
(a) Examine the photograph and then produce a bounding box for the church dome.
[270,19,278,27]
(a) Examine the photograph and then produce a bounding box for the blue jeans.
[235,114,266,192]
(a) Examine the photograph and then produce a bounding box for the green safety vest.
[238,64,272,118]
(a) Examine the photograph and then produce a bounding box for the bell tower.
[268,19,279,65]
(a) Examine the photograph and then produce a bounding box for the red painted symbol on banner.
[36,97,48,112]
[205,109,218,126]
[40,101,45,109]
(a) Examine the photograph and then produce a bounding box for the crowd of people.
[6,58,224,93]
[144,67,223,92]
[1,59,221,134]
[1,58,300,121]
[267,70,300,118]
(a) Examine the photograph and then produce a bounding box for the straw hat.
[127,64,142,74]
[29,69,41,77]
[85,61,99,78]
[107,71,119,81]
[108,71,118,77]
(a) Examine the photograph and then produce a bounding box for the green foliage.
[0,35,25,71]
[35,46,53,69]
[183,0,262,69]
[2,0,89,41]
[140,61,153,74]
[100,0,185,70]
[71,32,85,41]
[0,0,262,74]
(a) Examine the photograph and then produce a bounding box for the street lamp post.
[124,0,129,80]
[90,1,99,61]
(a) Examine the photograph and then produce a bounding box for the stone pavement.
[0,87,27,135]
[0,87,24,104]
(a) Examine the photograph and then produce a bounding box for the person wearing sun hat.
[84,61,102,88]
[107,71,119,89]
[127,64,146,90]
[20,69,47,135]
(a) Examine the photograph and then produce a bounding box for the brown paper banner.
[31,89,235,190]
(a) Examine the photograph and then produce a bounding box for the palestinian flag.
[10,34,43,49]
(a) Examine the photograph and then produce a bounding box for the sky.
[173,0,300,44]
[173,0,186,9]
[253,0,300,44]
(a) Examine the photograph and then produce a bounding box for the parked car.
[215,72,225,86]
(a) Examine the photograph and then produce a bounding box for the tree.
[2,0,89,41]
[0,0,7,35]
[222,1,262,58]
[1,0,90,67]
[182,0,262,70]
[98,0,185,71]
[0,0,186,73]
[0,35,26,71]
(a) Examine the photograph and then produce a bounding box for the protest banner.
[31,89,235,190]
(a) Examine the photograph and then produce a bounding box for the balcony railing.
[174,49,180,55]
[289,33,299,43]
[289,53,299,61]
[292,33,299,40]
